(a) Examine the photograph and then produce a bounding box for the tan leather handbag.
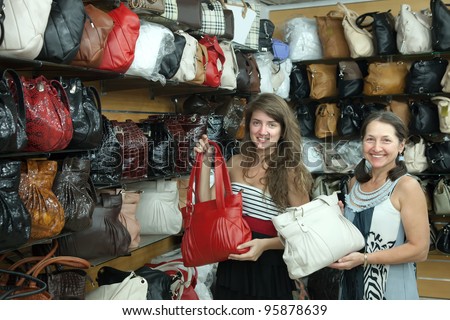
[187,42,208,85]
[363,61,409,95]
[315,11,350,58]
[386,99,411,127]
[314,103,339,139]
[307,64,338,99]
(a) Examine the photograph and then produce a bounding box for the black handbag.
[159,32,186,79]
[52,157,97,232]
[338,100,363,137]
[289,64,310,101]
[85,116,123,186]
[431,0,450,52]
[295,101,317,138]
[60,77,103,149]
[96,265,173,300]
[425,140,450,173]
[0,160,31,252]
[436,223,450,254]
[259,19,275,53]
[57,193,131,260]
[36,0,86,63]
[409,100,440,135]
[356,10,397,55]
[0,69,28,153]
[337,61,364,98]
[406,58,448,94]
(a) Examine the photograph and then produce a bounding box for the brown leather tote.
[187,42,208,85]
[363,61,409,95]
[307,64,338,99]
[71,4,114,68]
[315,103,340,139]
[316,11,351,58]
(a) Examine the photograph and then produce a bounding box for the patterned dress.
[341,175,419,300]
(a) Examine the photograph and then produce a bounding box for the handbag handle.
[186,140,231,213]
[2,69,26,127]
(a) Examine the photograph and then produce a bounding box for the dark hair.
[354,111,408,183]
[240,93,312,209]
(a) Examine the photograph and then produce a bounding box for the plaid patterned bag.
[227,0,260,51]
[161,0,178,21]
[194,0,226,36]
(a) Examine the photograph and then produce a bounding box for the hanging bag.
[272,192,365,278]
[405,58,448,94]
[198,35,226,88]
[307,64,338,99]
[181,140,252,267]
[36,0,86,64]
[395,4,432,54]
[0,0,52,59]
[403,135,429,174]
[363,61,408,96]
[356,10,397,55]
[314,103,339,139]
[431,0,450,51]
[315,11,350,58]
[433,178,450,215]
[431,96,450,134]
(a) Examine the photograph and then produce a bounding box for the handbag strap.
[186,140,231,212]
[0,0,4,46]
[355,11,378,29]
[2,69,26,127]
[0,269,48,300]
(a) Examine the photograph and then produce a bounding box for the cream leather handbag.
[395,4,433,54]
[273,192,365,278]
[404,135,429,173]
[219,40,238,90]
[431,96,450,133]
[433,178,450,215]
[337,2,374,58]
[171,30,198,83]
[86,272,148,300]
[0,0,53,59]
[441,62,450,93]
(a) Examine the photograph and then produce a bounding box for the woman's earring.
[398,153,405,161]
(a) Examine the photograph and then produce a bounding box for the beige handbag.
[314,103,339,139]
[431,96,450,133]
[117,190,142,250]
[273,192,365,278]
[337,2,374,58]
[307,64,338,99]
[0,0,53,59]
[441,61,450,93]
[171,30,198,82]
[219,40,238,90]
[433,178,450,215]
[187,42,208,85]
[363,61,408,95]
[404,135,429,174]
[395,4,432,54]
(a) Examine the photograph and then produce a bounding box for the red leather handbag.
[181,140,251,267]
[98,3,140,73]
[20,76,73,152]
[198,35,226,88]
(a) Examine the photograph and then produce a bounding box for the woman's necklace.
[346,178,394,212]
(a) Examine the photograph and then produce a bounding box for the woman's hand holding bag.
[181,140,252,267]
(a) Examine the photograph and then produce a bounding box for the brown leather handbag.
[71,4,114,68]
[187,42,208,85]
[235,50,261,94]
[363,61,409,95]
[18,160,65,240]
[315,11,351,58]
[307,64,338,99]
[387,99,411,127]
[128,0,165,15]
[315,103,340,139]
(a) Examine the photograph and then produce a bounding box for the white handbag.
[431,96,450,133]
[132,179,182,235]
[284,17,323,61]
[86,272,148,300]
[171,30,198,83]
[404,135,429,173]
[395,4,432,54]
[337,2,374,58]
[219,40,238,90]
[272,192,365,279]
[441,62,450,93]
[0,0,53,59]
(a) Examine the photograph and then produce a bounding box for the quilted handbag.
[181,140,252,267]
[98,3,140,73]
[131,179,182,236]
[0,0,52,59]
[198,35,225,88]
[431,0,450,51]
[0,69,28,153]
[272,192,365,278]
[21,75,73,152]
[70,4,114,68]
[18,160,65,240]
[36,0,86,64]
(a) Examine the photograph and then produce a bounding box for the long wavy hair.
[240,93,312,209]
[354,111,408,183]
